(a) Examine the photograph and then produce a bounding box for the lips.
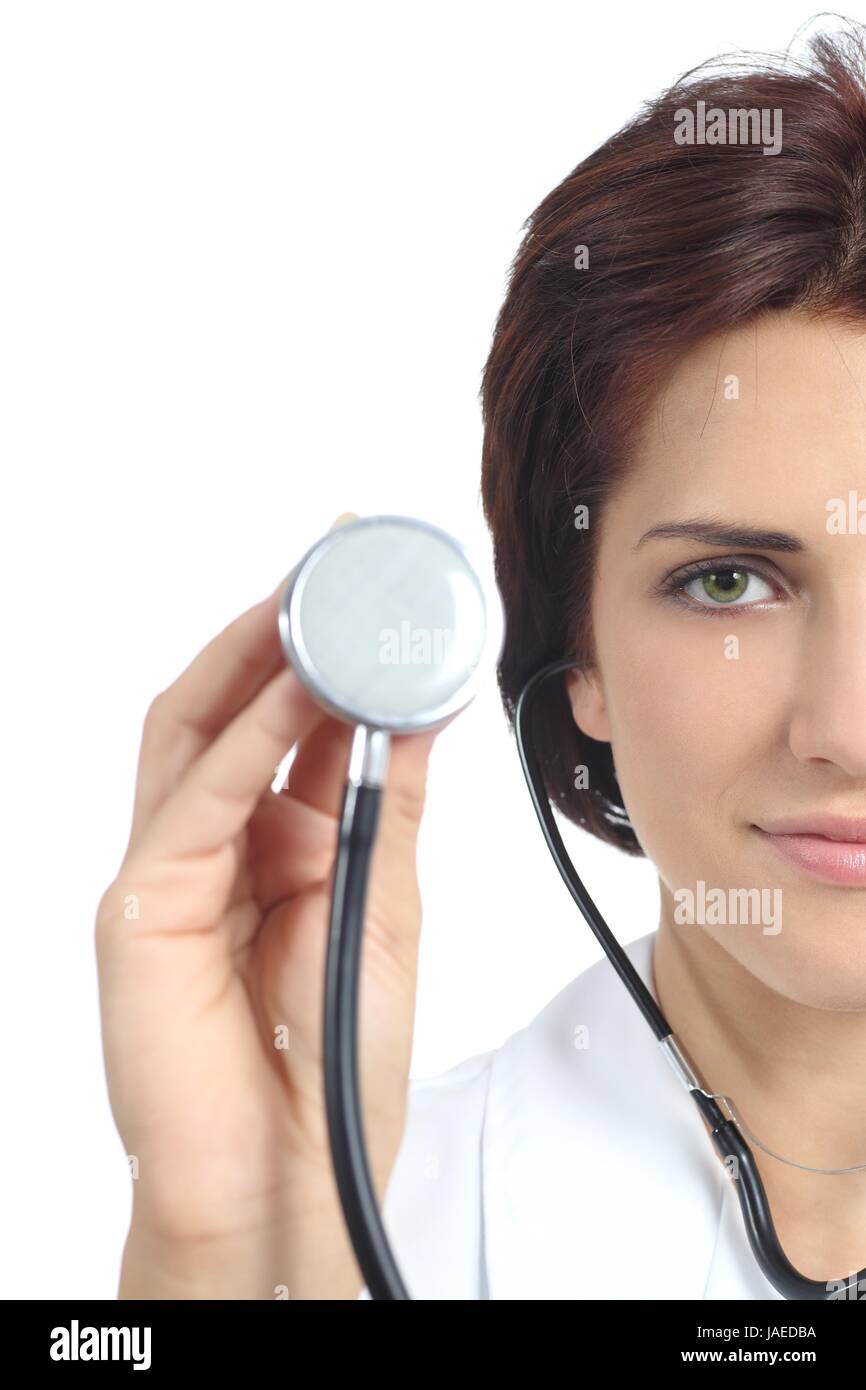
[752,817,866,885]
[753,814,866,842]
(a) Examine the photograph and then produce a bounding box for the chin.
[708,922,866,1012]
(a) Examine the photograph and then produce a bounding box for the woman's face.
[567,309,866,1009]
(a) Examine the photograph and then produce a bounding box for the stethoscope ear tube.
[690,1089,864,1300]
[323,773,411,1300]
[513,658,671,1040]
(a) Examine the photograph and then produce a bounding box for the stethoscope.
[278,513,866,1302]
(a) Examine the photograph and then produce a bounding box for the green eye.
[675,564,776,610]
[698,569,749,603]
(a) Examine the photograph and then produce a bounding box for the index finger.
[129,575,289,843]
[138,663,323,863]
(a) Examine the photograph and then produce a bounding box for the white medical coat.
[359,928,787,1300]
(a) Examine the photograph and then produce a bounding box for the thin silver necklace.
[709,1090,866,1175]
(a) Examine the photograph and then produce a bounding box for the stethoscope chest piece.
[278,513,502,733]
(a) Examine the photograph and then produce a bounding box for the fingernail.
[272,515,358,596]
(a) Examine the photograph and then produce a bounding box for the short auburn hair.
[480,18,866,855]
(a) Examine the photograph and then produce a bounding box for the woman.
[95,21,866,1299]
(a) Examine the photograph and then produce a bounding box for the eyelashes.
[655,557,786,617]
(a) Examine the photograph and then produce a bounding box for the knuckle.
[384,778,428,829]
[96,874,121,916]
[94,856,148,937]
[142,690,168,735]
[94,878,123,942]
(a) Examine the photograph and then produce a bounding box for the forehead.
[607,311,866,545]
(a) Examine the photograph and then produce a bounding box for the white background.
[0,1,826,1298]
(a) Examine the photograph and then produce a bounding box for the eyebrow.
[634,517,806,553]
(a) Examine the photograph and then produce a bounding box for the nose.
[787,579,866,777]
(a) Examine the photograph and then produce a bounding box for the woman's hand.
[95,518,444,1299]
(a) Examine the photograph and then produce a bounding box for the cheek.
[600,618,766,874]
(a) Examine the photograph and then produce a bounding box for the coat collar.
[481,929,739,1299]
